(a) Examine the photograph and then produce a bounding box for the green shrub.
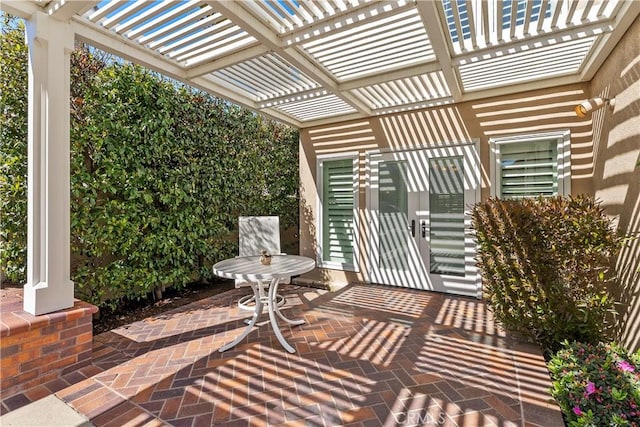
[548,341,640,427]
[70,60,299,307]
[471,196,623,350]
[0,15,28,284]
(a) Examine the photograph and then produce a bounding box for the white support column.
[24,11,75,315]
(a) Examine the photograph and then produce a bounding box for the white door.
[368,144,481,297]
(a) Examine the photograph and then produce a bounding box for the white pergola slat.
[300,7,433,80]
[273,94,358,121]
[212,53,320,101]
[5,0,639,128]
[352,71,451,110]
[139,3,216,46]
[458,36,597,91]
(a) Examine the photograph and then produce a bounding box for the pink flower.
[573,406,584,416]
[617,360,635,372]
[585,381,596,396]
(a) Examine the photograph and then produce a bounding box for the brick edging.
[0,299,98,338]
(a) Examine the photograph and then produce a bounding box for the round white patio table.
[212,254,315,353]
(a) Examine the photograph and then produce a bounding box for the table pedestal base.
[219,279,304,353]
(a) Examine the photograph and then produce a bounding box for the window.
[490,131,570,199]
[317,154,359,271]
[429,156,465,276]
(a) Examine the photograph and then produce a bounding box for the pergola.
[3,0,639,315]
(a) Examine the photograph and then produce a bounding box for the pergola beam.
[295,111,367,128]
[257,87,330,108]
[415,0,464,102]
[372,97,455,116]
[71,18,187,82]
[0,0,39,19]
[190,76,302,128]
[209,0,372,117]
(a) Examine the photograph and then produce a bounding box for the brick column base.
[0,288,98,397]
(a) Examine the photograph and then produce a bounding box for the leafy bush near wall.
[71,59,298,306]
[471,196,624,351]
[1,16,299,307]
[548,341,640,426]
[0,16,28,283]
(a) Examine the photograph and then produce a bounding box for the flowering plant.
[548,341,640,426]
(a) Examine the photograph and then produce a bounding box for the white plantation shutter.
[491,132,570,199]
[321,158,356,267]
[499,140,557,198]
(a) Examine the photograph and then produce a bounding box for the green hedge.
[1,16,299,308]
[0,16,28,283]
[471,196,623,351]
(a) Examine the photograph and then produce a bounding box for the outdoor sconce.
[574,96,615,117]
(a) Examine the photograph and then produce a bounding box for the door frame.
[365,140,482,298]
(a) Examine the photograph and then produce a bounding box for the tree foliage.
[1,15,299,308]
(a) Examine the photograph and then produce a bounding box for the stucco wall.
[299,83,594,286]
[591,16,640,352]
[297,14,639,350]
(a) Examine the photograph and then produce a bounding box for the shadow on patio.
[1,284,564,426]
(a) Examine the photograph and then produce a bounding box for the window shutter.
[499,140,558,199]
[322,159,355,265]
[429,157,465,276]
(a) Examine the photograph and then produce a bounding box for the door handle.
[421,221,427,238]
[408,219,415,237]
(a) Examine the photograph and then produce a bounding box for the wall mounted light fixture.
[574,97,615,117]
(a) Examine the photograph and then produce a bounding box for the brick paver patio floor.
[1,283,564,426]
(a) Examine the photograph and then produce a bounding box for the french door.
[368,144,481,297]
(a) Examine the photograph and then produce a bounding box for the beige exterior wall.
[298,17,639,351]
[591,16,640,352]
[299,83,594,286]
